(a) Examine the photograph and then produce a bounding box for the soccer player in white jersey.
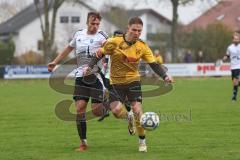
[48,12,108,151]
[223,33,240,101]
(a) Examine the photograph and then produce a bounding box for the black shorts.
[231,69,240,80]
[109,81,142,103]
[73,74,103,103]
[104,78,111,90]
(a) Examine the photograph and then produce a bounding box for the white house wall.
[139,14,147,41]
[13,14,43,56]
[13,1,118,57]
[158,21,171,33]
[101,19,118,36]
[55,2,92,57]
[146,13,171,33]
[138,13,172,41]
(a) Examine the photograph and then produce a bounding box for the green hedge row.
[0,40,15,65]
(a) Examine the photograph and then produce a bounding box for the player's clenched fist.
[47,62,57,72]
[164,75,174,83]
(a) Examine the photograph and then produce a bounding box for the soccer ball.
[140,112,160,131]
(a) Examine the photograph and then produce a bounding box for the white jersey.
[69,29,108,77]
[226,43,240,70]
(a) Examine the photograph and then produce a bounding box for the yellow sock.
[135,116,145,136]
[116,106,128,119]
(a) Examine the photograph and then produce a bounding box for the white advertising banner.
[4,65,51,79]
[165,63,231,77]
[2,63,231,79]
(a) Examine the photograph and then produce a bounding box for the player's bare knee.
[131,102,142,115]
[75,100,87,114]
[91,105,103,117]
[111,107,122,118]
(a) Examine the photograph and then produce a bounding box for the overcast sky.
[8,0,218,24]
[91,0,218,24]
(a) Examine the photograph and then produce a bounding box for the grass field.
[0,77,240,160]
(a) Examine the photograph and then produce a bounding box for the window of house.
[147,24,153,33]
[37,40,43,50]
[71,16,80,23]
[0,36,10,43]
[60,16,69,23]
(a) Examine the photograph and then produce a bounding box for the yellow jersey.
[100,35,155,84]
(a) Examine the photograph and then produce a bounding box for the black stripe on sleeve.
[99,31,108,40]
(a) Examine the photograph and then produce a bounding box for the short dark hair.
[87,11,102,22]
[113,30,124,36]
[128,17,143,26]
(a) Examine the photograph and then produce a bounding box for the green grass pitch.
[0,78,240,160]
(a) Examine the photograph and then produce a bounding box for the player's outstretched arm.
[148,62,173,83]
[47,46,74,72]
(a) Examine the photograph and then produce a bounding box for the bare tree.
[34,0,65,63]
[170,0,193,62]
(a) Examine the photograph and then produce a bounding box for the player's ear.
[127,25,130,31]
[86,17,90,25]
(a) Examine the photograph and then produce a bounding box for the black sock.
[139,135,145,139]
[76,114,87,140]
[233,85,238,99]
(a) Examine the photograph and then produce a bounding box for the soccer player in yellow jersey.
[87,17,173,152]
